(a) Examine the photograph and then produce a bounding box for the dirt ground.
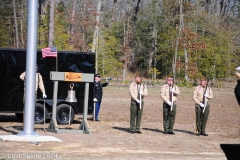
[0,82,240,160]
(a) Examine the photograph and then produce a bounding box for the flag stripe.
[42,47,57,58]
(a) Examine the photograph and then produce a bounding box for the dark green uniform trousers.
[130,100,144,132]
[195,103,210,134]
[163,102,176,132]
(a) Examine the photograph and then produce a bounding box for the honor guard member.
[20,64,47,105]
[234,66,240,106]
[193,77,213,136]
[129,74,148,134]
[93,73,109,121]
[160,75,180,135]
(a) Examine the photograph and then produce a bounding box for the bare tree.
[111,0,117,25]
[92,0,101,73]
[12,0,19,48]
[149,26,157,80]
[19,0,26,48]
[179,0,189,81]
[49,0,55,47]
[70,0,76,45]
[121,0,134,82]
[147,1,158,80]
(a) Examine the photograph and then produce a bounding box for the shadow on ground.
[112,126,131,133]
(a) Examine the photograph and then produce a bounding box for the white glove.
[139,90,144,95]
[236,66,240,71]
[199,103,205,108]
[43,94,47,99]
[167,101,172,106]
[105,79,109,83]
[136,99,140,103]
[170,88,175,93]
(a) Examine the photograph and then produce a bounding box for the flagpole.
[56,47,58,71]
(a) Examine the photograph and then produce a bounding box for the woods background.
[0,0,240,86]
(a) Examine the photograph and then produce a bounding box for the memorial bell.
[66,83,77,102]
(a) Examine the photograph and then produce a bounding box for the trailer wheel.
[56,104,75,124]
[35,103,48,124]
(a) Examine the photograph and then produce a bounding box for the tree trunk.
[13,0,19,48]
[174,0,182,78]
[122,0,132,83]
[122,23,126,82]
[70,0,76,45]
[149,25,157,80]
[20,0,24,48]
[149,50,153,73]
[123,61,127,84]
[184,46,188,80]
[49,0,55,47]
[111,0,117,25]
[180,0,189,81]
[92,0,101,74]
[154,37,157,80]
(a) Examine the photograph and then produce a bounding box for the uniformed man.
[20,64,47,105]
[193,77,213,136]
[160,75,180,135]
[234,67,240,106]
[129,73,148,134]
[93,73,109,121]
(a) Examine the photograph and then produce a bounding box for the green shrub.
[178,79,193,88]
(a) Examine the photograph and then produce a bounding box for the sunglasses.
[167,79,173,81]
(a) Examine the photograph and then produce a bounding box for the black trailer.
[0,48,95,124]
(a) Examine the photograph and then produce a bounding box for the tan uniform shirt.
[193,85,213,104]
[129,82,148,101]
[160,84,180,103]
[20,72,46,95]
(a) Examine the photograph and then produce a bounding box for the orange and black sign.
[65,72,82,82]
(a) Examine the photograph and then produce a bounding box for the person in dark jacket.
[235,67,240,106]
[93,73,109,121]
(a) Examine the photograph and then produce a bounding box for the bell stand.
[47,71,94,134]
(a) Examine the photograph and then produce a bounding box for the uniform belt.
[164,102,176,105]
[198,101,207,104]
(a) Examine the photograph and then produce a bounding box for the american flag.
[41,47,57,58]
